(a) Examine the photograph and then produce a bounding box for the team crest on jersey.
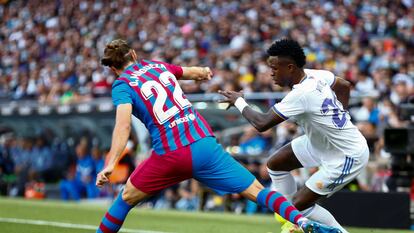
[316,180,324,190]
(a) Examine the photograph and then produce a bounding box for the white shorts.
[291,135,369,196]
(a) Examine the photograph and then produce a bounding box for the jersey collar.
[299,74,308,84]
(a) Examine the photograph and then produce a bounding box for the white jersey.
[272,69,367,159]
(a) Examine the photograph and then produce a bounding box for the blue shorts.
[190,137,255,195]
[130,136,255,195]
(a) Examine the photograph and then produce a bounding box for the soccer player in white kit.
[219,39,369,233]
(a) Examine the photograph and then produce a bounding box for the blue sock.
[97,190,134,233]
[257,188,303,224]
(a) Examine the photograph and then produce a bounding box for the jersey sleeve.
[272,88,306,120]
[323,71,336,87]
[153,60,183,79]
[306,69,336,87]
[111,79,133,107]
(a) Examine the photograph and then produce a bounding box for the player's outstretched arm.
[96,103,132,188]
[181,67,212,81]
[218,90,285,132]
[332,76,351,109]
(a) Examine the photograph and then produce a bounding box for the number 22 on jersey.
[321,95,347,129]
[141,71,191,124]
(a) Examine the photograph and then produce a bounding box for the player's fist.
[96,165,114,188]
[218,90,243,109]
[195,67,212,81]
[204,67,213,80]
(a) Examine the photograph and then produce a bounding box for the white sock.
[267,168,297,201]
[268,168,347,232]
[302,204,349,233]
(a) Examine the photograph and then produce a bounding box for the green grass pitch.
[0,198,409,233]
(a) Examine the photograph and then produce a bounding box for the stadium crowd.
[1,0,414,211]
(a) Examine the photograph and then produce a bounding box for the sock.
[97,191,134,233]
[257,188,305,225]
[302,204,349,233]
[267,168,297,201]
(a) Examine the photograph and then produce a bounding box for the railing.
[0,92,367,117]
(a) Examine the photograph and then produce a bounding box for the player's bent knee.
[267,143,302,171]
[291,188,321,211]
[122,180,150,206]
[266,157,278,171]
[267,154,287,171]
[122,186,138,205]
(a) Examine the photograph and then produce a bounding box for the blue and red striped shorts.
[130,136,255,195]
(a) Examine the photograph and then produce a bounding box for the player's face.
[267,56,294,87]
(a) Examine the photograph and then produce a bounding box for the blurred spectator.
[176,179,199,211]
[10,137,34,196]
[28,136,54,182]
[91,146,104,176]
[239,126,273,156]
[60,142,98,200]
[352,97,380,125]
[154,188,176,210]
[0,132,15,195]
[370,161,391,192]
[354,72,376,96]
[272,121,300,150]
[390,73,413,105]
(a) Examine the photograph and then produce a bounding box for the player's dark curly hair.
[267,39,306,68]
[101,39,134,70]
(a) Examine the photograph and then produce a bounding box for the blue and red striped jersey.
[111,59,214,155]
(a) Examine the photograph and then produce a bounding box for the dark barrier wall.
[320,191,411,229]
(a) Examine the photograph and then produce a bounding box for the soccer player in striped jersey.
[219,39,368,233]
[95,39,341,233]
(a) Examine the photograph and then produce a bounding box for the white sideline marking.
[0,217,170,233]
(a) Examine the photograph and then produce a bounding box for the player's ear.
[287,63,295,72]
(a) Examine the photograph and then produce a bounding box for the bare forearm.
[181,67,209,80]
[107,123,131,166]
[242,107,271,132]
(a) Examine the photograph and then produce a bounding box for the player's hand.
[96,165,114,188]
[218,90,243,110]
[195,67,212,81]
